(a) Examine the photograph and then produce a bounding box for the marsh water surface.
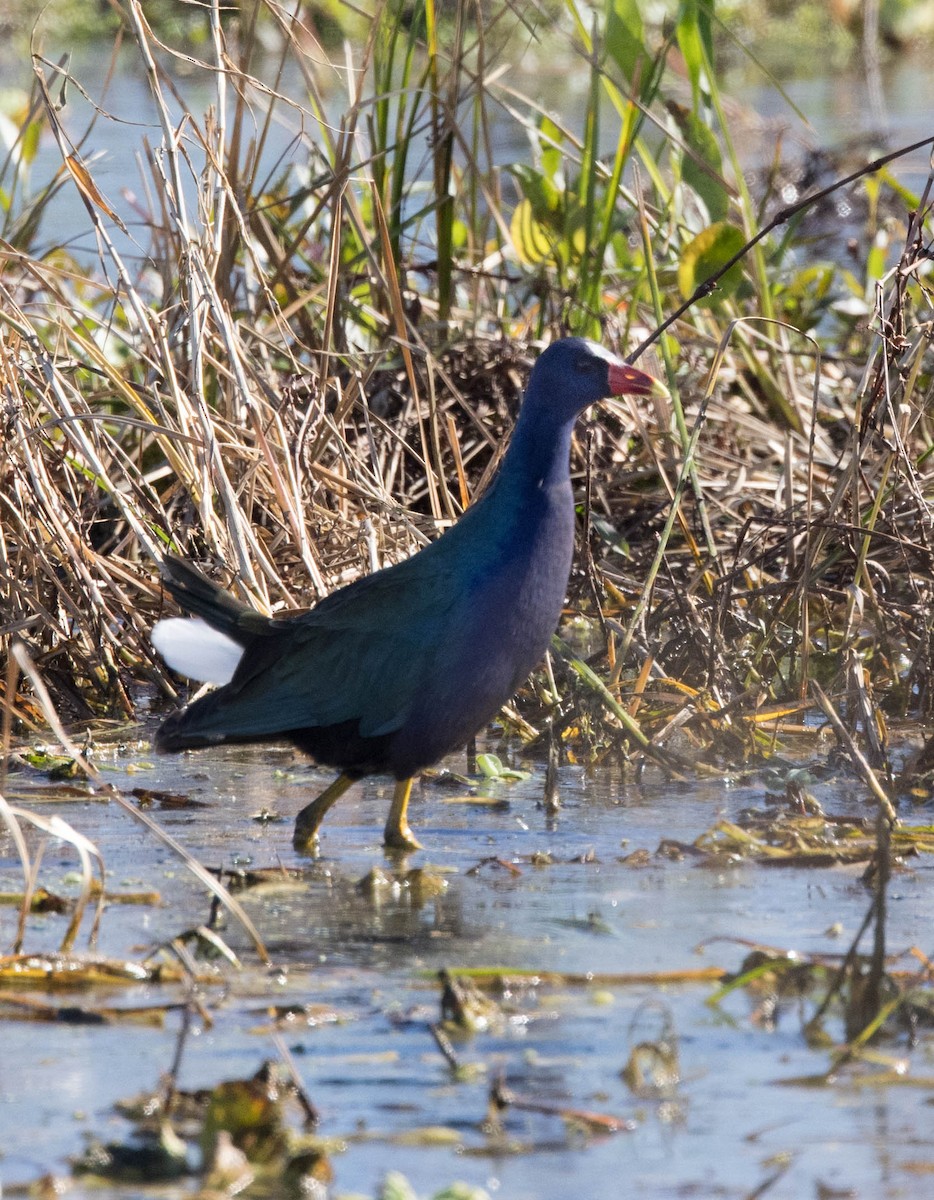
[4,733,934,1199]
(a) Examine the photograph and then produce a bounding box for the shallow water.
[3,737,933,1199]
[2,35,932,267]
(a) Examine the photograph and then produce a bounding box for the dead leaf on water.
[249,1003,350,1034]
[430,966,727,988]
[490,1079,634,1136]
[0,993,177,1025]
[131,786,208,810]
[440,794,510,808]
[0,886,70,913]
[390,1126,464,1147]
[0,951,184,988]
[687,809,934,868]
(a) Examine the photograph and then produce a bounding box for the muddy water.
[3,737,933,1199]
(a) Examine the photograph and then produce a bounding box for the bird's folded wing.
[206,553,464,738]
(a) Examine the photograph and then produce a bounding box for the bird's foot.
[383,777,421,851]
[292,773,356,855]
[382,819,424,852]
[292,818,322,857]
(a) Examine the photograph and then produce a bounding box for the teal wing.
[185,547,465,740]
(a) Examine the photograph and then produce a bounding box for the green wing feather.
[170,548,465,740]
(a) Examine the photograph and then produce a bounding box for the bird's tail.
[159,554,258,642]
[152,554,282,694]
[155,688,244,750]
[151,617,243,685]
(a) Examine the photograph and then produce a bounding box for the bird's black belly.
[286,721,396,777]
[289,717,471,781]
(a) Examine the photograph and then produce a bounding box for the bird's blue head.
[501,337,667,487]
[522,337,666,430]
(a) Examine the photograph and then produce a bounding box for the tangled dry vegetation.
[1,0,933,786]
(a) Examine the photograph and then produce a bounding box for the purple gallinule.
[152,338,665,851]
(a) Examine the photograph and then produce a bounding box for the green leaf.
[676,0,715,105]
[866,229,889,291]
[20,114,41,166]
[606,0,646,86]
[677,221,746,304]
[379,1172,418,1200]
[510,198,559,266]
[696,0,715,63]
[774,263,837,330]
[476,753,504,778]
[433,1186,492,1200]
[476,753,530,782]
[875,165,919,210]
[509,165,569,267]
[667,101,728,222]
[510,164,562,217]
[450,217,468,251]
[539,115,563,182]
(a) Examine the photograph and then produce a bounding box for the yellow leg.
[383,777,423,851]
[293,772,356,852]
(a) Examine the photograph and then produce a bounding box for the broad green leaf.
[510,164,562,216]
[509,165,566,266]
[667,101,728,222]
[476,753,503,777]
[476,753,530,782]
[677,221,746,303]
[606,0,646,87]
[510,198,559,266]
[539,115,563,182]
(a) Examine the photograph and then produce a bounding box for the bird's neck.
[499,404,575,494]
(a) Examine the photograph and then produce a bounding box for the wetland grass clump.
[1,0,932,787]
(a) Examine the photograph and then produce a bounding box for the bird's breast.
[474,477,575,640]
[385,483,576,778]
